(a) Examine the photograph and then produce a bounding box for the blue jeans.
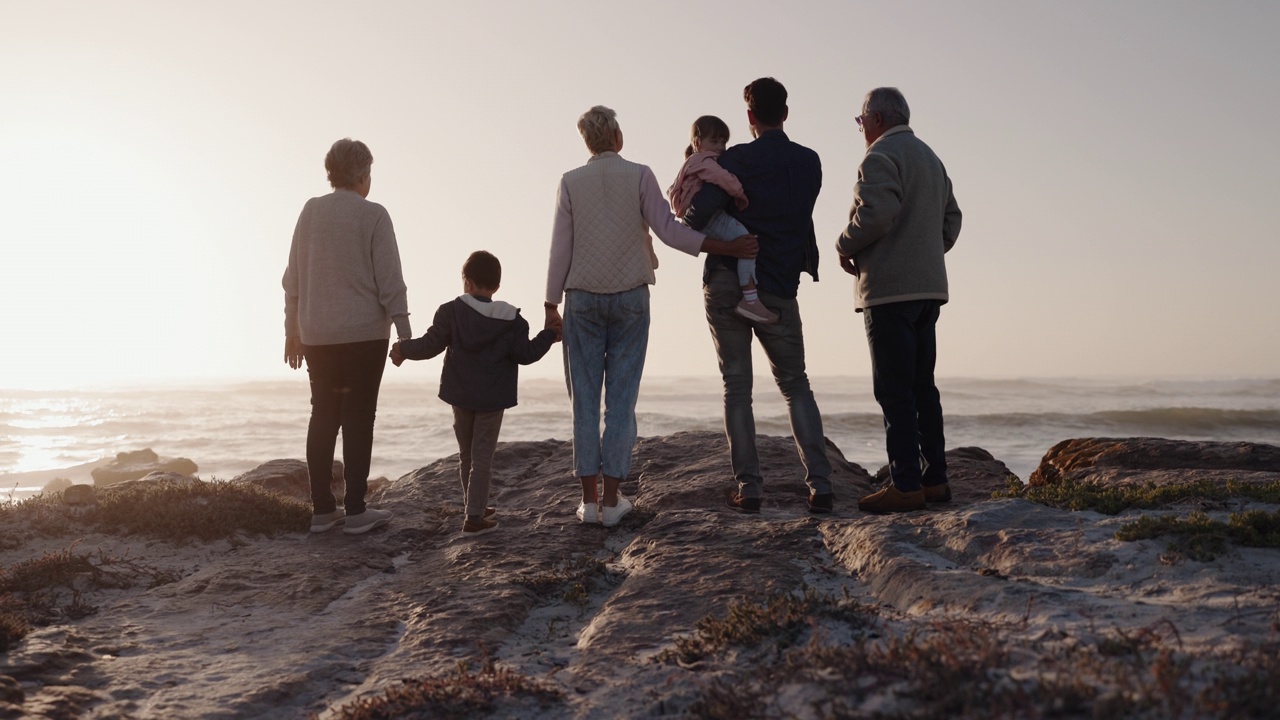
[863,300,947,492]
[562,285,650,479]
[703,211,756,287]
[703,266,831,498]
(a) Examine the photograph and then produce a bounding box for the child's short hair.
[463,250,501,288]
[686,115,731,158]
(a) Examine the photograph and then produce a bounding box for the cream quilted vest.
[562,153,658,295]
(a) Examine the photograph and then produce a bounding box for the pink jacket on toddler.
[667,151,750,217]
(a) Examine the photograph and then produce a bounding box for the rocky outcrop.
[60,484,95,506]
[872,445,1018,502]
[1029,437,1280,487]
[89,449,198,487]
[2,434,1278,719]
[231,459,389,505]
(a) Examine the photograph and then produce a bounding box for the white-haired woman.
[544,106,757,526]
[283,138,410,536]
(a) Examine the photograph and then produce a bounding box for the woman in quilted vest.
[543,106,757,528]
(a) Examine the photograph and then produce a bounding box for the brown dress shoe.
[462,516,499,536]
[858,484,926,514]
[922,482,952,503]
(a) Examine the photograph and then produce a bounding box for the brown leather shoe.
[462,516,499,536]
[922,482,952,503]
[858,484,926,514]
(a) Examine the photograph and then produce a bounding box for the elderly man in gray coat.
[837,87,962,514]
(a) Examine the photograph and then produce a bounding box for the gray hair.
[325,138,373,190]
[577,105,620,154]
[864,87,910,127]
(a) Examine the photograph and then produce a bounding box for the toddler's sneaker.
[735,298,779,324]
[343,508,392,535]
[462,516,499,537]
[310,509,345,533]
[601,495,633,527]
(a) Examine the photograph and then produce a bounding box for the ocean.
[3,376,1279,501]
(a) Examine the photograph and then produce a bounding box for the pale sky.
[3,0,1277,389]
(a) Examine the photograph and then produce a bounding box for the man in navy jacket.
[684,77,833,515]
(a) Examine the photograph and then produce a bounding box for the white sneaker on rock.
[576,501,599,524]
[343,508,392,535]
[601,496,633,527]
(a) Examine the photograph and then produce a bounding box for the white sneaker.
[310,509,345,533]
[343,508,392,535]
[576,501,599,524]
[600,496,633,527]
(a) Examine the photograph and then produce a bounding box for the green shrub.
[995,477,1280,515]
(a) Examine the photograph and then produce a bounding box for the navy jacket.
[684,129,822,298]
[399,295,555,412]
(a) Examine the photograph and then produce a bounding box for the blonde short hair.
[577,106,619,155]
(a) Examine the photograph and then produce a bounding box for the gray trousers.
[703,266,832,498]
[452,406,505,518]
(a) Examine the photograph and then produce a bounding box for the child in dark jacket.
[390,251,558,536]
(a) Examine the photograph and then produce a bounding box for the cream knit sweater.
[283,189,411,345]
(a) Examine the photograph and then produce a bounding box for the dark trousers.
[453,407,505,518]
[303,339,388,515]
[863,300,947,492]
[704,266,832,498]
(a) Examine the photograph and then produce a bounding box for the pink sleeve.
[688,153,749,211]
[545,178,574,304]
[640,166,704,256]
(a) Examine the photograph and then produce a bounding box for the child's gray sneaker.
[310,509,346,533]
[343,508,392,535]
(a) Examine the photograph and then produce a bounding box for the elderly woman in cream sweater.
[544,106,757,527]
[283,138,411,536]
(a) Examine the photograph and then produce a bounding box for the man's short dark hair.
[463,250,501,288]
[743,77,788,126]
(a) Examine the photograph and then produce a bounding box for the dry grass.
[0,542,179,650]
[658,587,878,666]
[512,553,614,608]
[673,591,1280,719]
[324,658,563,719]
[0,479,311,547]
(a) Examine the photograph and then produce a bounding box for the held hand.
[389,341,405,367]
[284,337,303,370]
[838,253,860,277]
[544,307,563,342]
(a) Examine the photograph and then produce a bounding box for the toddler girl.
[668,115,778,324]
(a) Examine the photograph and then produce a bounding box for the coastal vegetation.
[994,477,1280,515]
[670,589,1280,719]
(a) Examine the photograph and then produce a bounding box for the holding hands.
[389,341,405,367]
[544,304,563,342]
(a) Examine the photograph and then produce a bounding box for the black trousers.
[303,339,388,515]
[863,300,947,492]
